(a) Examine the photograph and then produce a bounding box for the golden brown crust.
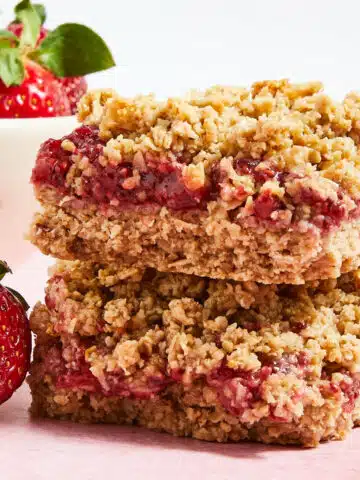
[29,201,360,284]
[29,379,359,447]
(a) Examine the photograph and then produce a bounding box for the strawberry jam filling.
[39,342,360,418]
[207,363,273,417]
[41,341,169,400]
[32,125,210,211]
[206,353,310,420]
[32,125,355,228]
[321,370,360,414]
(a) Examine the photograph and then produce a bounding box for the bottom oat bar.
[29,262,360,446]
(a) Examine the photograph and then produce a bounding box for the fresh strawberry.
[0,60,71,118]
[0,261,31,405]
[0,0,115,119]
[58,76,88,114]
[7,23,86,113]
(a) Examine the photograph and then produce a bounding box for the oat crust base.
[29,380,359,448]
[30,201,360,284]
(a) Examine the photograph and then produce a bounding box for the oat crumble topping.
[78,81,360,189]
[29,261,360,446]
[32,80,360,233]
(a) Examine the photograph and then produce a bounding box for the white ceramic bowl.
[0,116,79,267]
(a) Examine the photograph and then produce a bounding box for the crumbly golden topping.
[31,261,360,380]
[78,80,360,175]
[73,80,360,218]
[29,260,360,442]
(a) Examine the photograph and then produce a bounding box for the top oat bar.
[30,80,360,284]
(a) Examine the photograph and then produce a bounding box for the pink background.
[1,383,360,480]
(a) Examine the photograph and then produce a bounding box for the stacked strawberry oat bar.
[28,80,360,446]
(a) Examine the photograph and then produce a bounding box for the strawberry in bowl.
[0,0,115,266]
[0,261,31,405]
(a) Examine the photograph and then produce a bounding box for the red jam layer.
[32,125,351,227]
[32,126,210,211]
[42,341,170,400]
[41,342,360,419]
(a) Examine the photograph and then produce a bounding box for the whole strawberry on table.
[0,0,115,118]
[0,262,31,405]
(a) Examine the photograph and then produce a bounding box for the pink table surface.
[2,253,360,480]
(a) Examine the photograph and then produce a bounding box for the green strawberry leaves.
[30,23,116,77]
[0,1,115,87]
[14,0,41,48]
[0,29,19,45]
[0,48,25,86]
[12,3,46,26]
[31,3,46,25]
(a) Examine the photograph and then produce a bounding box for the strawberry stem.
[0,261,12,281]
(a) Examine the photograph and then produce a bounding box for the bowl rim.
[0,115,78,129]
[0,115,75,122]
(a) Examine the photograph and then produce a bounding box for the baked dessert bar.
[30,80,360,284]
[29,261,360,446]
